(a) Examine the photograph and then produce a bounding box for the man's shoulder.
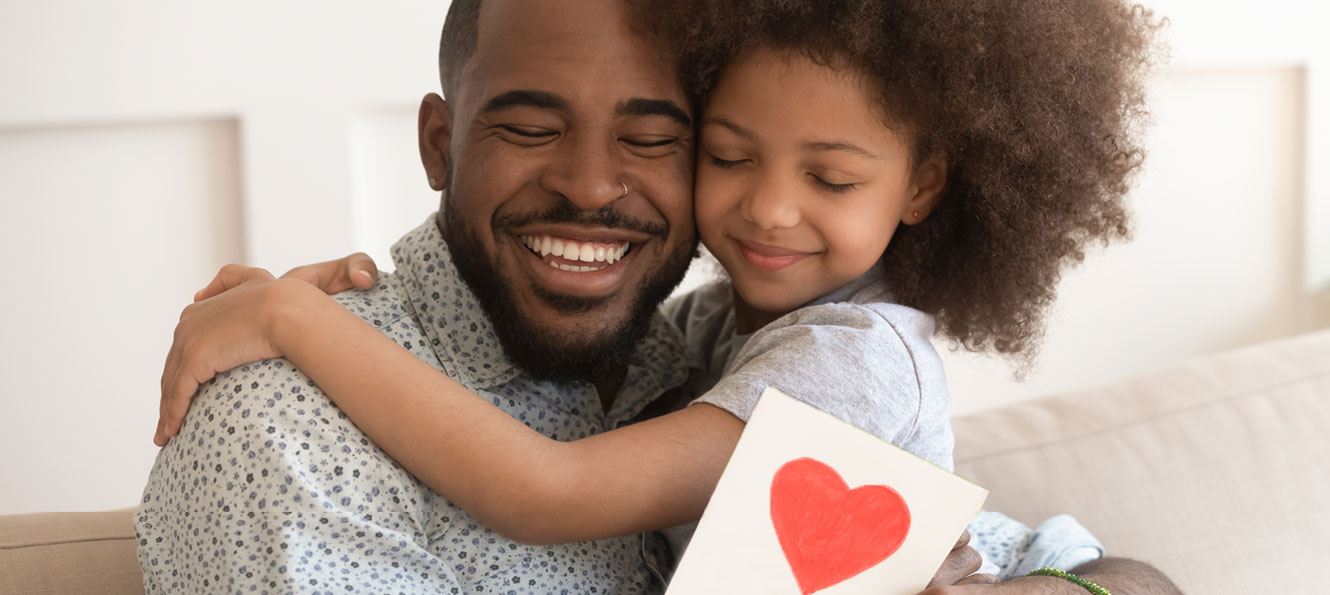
[660,281,732,346]
[329,271,417,333]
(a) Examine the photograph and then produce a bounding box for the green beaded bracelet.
[1027,567,1111,595]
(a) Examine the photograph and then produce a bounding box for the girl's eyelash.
[709,155,744,168]
[811,175,856,193]
[707,153,857,192]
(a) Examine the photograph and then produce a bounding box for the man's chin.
[493,307,643,384]
[528,284,624,315]
[441,196,694,385]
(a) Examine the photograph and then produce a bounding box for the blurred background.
[1,0,1326,515]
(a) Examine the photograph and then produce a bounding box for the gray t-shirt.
[658,265,954,557]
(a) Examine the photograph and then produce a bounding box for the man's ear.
[904,152,948,225]
[418,93,453,192]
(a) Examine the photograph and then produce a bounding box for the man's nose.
[540,133,625,211]
[740,173,801,230]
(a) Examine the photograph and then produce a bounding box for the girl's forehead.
[702,48,907,151]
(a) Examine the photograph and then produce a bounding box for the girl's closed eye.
[808,172,859,193]
[709,154,748,168]
[705,146,752,169]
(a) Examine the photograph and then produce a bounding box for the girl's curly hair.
[633,0,1162,365]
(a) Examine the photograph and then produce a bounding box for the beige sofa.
[4,329,1327,594]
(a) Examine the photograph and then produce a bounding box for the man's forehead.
[463,0,684,107]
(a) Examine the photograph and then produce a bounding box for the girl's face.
[696,48,946,320]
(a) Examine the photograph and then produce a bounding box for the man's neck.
[594,368,627,414]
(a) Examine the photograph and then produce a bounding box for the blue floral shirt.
[136,216,693,594]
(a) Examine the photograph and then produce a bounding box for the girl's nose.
[740,174,801,230]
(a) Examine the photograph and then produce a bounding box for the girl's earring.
[429,177,440,190]
[912,211,920,222]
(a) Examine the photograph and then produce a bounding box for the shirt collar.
[389,215,693,407]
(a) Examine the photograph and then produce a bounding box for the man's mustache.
[495,201,668,237]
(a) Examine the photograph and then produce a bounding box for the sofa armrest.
[0,508,143,595]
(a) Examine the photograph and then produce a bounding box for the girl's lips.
[735,239,812,271]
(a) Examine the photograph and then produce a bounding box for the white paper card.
[667,388,988,595]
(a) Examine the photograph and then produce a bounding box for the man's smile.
[506,225,652,298]
[522,234,631,271]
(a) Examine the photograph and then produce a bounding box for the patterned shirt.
[136,216,694,594]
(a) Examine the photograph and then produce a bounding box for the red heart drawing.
[770,457,911,595]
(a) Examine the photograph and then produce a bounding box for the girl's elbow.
[485,502,576,546]
[481,477,582,545]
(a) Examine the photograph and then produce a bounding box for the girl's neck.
[731,288,787,335]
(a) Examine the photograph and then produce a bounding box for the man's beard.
[440,191,695,386]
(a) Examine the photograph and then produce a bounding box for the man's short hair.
[439,0,483,101]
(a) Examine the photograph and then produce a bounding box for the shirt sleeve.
[688,301,953,470]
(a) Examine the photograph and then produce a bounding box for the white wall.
[943,66,1313,411]
[0,1,1326,514]
[0,119,243,513]
[941,0,1330,412]
[0,1,445,515]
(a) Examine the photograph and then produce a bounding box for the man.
[138,0,1180,593]
[139,0,693,592]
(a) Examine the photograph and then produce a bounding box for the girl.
[155,0,1156,581]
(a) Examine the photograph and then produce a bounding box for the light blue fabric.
[968,511,1105,578]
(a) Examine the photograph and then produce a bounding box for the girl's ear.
[903,153,948,225]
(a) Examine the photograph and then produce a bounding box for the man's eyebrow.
[617,98,692,127]
[482,90,569,113]
[803,141,879,159]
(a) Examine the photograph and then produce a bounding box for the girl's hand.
[192,252,379,302]
[155,265,307,447]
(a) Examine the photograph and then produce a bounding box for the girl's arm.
[159,272,743,545]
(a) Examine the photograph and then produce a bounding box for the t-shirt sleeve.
[689,302,954,469]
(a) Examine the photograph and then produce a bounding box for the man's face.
[423,0,696,383]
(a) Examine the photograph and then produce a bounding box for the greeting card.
[667,388,988,595]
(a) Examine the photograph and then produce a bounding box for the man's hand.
[918,557,1184,595]
[924,531,997,588]
[918,575,1070,594]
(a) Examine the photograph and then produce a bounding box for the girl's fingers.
[345,252,379,289]
[281,252,380,294]
[195,264,274,302]
[163,374,195,440]
[156,343,181,446]
[160,349,212,442]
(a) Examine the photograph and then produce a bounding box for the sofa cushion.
[953,329,1330,594]
[0,508,142,595]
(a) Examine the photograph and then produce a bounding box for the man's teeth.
[521,235,630,267]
